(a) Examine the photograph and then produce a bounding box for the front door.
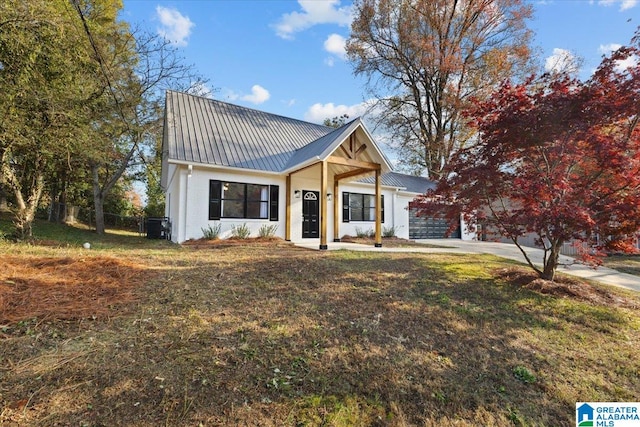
[302,190,319,238]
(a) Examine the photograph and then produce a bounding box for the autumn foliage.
[415,29,640,280]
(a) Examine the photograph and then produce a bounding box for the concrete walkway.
[295,239,640,293]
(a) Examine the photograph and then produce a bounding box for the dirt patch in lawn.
[340,235,452,248]
[0,255,148,324]
[495,267,639,308]
[182,236,294,250]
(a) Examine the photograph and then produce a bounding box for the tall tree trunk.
[92,164,106,235]
[1,162,45,240]
[90,136,139,235]
[0,185,8,212]
[541,243,562,281]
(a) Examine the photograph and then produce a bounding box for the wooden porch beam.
[375,168,382,248]
[285,174,291,241]
[333,179,340,242]
[327,155,380,170]
[320,160,328,250]
[334,167,376,182]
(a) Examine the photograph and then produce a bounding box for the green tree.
[71,0,205,234]
[323,114,350,128]
[346,0,534,178]
[0,0,89,238]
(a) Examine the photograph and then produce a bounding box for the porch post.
[285,174,291,241]
[320,161,328,250]
[375,167,382,247]
[333,179,340,242]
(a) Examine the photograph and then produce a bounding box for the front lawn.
[0,231,638,426]
[602,254,640,276]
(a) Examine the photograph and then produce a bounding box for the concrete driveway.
[295,239,640,293]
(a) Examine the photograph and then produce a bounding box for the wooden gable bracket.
[339,134,367,160]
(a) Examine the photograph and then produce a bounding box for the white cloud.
[324,32,350,66]
[241,85,271,104]
[598,43,639,72]
[599,43,623,54]
[324,33,347,60]
[545,48,581,74]
[156,6,194,47]
[223,85,270,104]
[597,0,638,10]
[304,101,369,123]
[273,0,352,40]
[613,54,639,71]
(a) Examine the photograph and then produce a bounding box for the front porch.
[284,127,391,250]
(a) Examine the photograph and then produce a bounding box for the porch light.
[327,193,332,201]
[294,190,301,198]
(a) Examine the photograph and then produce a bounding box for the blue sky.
[121,0,639,124]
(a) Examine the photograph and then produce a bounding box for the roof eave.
[167,158,284,176]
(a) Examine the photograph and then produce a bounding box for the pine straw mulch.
[0,255,149,325]
[494,266,639,308]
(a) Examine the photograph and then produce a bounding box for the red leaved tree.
[414,30,640,281]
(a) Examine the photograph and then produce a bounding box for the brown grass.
[1,242,639,426]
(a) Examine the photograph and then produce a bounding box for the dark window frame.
[342,192,384,223]
[209,180,278,221]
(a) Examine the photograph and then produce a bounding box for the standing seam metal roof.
[357,172,437,194]
[163,91,441,194]
[165,90,333,172]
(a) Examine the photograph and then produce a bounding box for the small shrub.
[231,223,251,239]
[201,223,222,240]
[355,227,375,238]
[258,224,278,238]
[382,225,397,238]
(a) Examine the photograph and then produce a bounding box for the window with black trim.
[209,180,278,220]
[342,192,384,222]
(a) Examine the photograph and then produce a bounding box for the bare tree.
[346,0,534,178]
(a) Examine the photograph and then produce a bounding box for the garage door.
[408,205,461,239]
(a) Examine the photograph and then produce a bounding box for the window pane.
[352,208,364,221]
[350,194,363,209]
[247,184,268,201]
[364,207,375,221]
[247,201,268,219]
[349,193,378,222]
[223,182,245,200]
[222,201,244,218]
[364,195,375,209]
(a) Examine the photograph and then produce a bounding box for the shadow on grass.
[0,217,174,250]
